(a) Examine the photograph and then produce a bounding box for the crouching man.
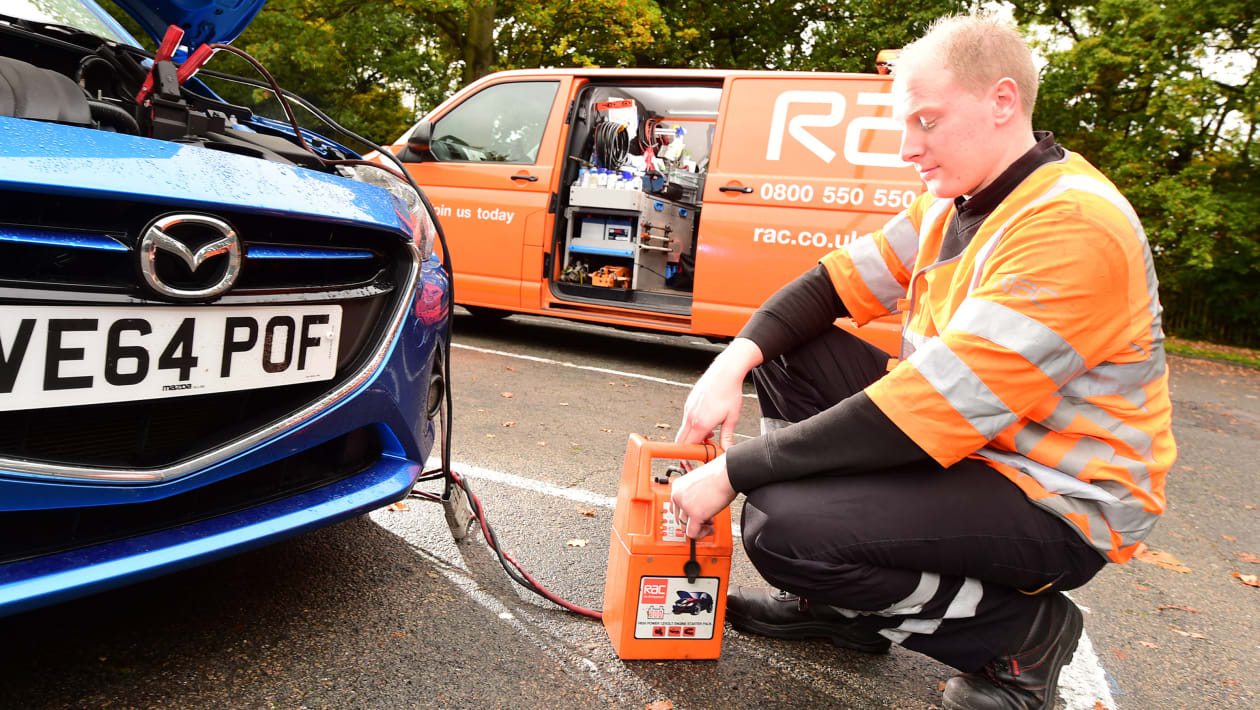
[670,13,1174,710]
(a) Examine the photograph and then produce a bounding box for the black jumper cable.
[128,35,603,619]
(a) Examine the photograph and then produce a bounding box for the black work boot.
[942,592,1083,710]
[725,586,891,654]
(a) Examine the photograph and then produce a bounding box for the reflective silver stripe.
[881,572,940,615]
[882,210,920,273]
[1121,386,1148,410]
[909,339,1017,440]
[847,235,905,313]
[1018,401,1155,488]
[949,298,1086,385]
[921,197,953,235]
[1023,489,1117,552]
[1059,436,1152,491]
[1057,351,1166,397]
[1013,421,1050,454]
[878,578,983,644]
[1054,397,1154,460]
[902,329,933,358]
[980,447,1160,550]
[943,578,984,619]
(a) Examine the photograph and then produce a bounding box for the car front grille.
[0,191,413,474]
[0,426,383,566]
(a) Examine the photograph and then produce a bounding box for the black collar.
[954,131,1065,217]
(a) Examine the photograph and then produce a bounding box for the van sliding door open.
[549,83,722,320]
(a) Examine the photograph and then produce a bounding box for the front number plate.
[0,304,342,412]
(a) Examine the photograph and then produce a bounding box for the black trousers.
[741,328,1106,671]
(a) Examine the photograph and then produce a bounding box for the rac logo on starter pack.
[766,90,908,169]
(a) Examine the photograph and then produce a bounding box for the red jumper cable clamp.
[135,25,215,106]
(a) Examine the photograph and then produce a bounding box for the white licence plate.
[0,304,342,412]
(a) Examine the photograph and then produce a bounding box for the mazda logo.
[139,214,242,300]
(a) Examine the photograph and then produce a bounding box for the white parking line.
[450,340,1115,708]
[428,457,1117,710]
[452,342,758,398]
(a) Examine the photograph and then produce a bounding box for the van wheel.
[465,306,511,321]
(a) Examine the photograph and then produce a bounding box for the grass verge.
[1165,337,1260,371]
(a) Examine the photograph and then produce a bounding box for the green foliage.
[806,0,974,73]
[99,0,1259,345]
[218,0,424,144]
[1014,0,1260,345]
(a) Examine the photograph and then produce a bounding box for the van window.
[431,81,560,164]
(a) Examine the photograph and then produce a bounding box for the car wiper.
[0,12,112,51]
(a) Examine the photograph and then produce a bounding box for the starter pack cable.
[156,38,604,621]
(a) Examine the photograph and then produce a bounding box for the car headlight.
[341,164,437,260]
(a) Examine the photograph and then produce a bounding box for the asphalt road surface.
[2,309,1256,709]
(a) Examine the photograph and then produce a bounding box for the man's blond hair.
[899,14,1039,118]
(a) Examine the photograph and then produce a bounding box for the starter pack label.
[635,575,720,640]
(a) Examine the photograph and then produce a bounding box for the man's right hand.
[676,338,764,449]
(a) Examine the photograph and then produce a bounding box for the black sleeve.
[724,391,930,493]
[737,264,849,362]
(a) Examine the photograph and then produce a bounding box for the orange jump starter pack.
[602,434,732,660]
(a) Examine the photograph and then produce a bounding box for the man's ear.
[992,77,1021,126]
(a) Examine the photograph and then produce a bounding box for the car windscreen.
[1,0,130,43]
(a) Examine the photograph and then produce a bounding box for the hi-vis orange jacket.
[820,151,1175,564]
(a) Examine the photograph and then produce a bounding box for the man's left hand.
[670,454,737,539]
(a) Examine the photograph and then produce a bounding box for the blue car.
[0,0,450,616]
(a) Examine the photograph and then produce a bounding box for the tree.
[1012,0,1260,344]
[805,0,974,73]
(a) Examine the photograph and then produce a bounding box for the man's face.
[893,64,1003,199]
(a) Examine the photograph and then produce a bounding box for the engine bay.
[0,12,349,170]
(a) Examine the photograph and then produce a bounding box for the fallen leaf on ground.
[1246,504,1256,510]
[1157,605,1201,613]
[537,441,547,446]
[387,502,409,512]
[1094,703,1110,710]
[1173,629,1208,639]
[937,681,947,692]
[1133,543,1192,574]
[1233,551,1260,564]
[655,422,671,429]
[1134,584,1149,591]
[1233,572,1260,588]
[500,392,514,398]
[1138,641,1159,649]
[578,508,596,517]
[501,421,517,427]
[505,366,515,371]
[645,702,673,710]
[1224,680,1239,686]
[1111,648,1129,661]
[600,428,614,433]
[1223,534,1238,542]
[486,434,496,438]
[567,538,587,547]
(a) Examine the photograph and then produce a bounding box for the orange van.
[392,68,923,353]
